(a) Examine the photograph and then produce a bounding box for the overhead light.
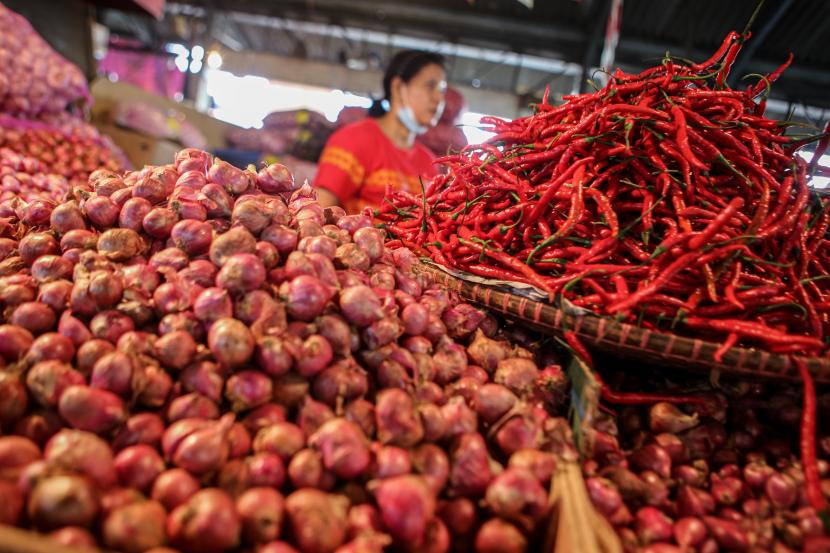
[207,51,223,69]
[346,58,368,70]
[190,59,203,73]
[191,45,205,61]
[165,43,188,56]
[175,56,188,72]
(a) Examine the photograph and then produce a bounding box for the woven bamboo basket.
[412,262,830,384]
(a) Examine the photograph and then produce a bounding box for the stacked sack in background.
[418,87,468,156]
[0,2,128,203]
[0,147,571,553]
[226,109,333,164]
[113,101,208,151]
[225,108,333,188]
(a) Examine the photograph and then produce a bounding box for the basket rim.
[412,261,830,384]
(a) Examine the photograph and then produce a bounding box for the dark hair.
[368,49,445,118]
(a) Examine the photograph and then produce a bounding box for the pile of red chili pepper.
[379,31,830,361]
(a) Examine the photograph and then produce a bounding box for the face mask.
[397,85,429,135]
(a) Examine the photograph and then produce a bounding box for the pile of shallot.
[0,148,570,553]
[0,147,67,203]
[0,123,125,197]
[585,374,830,552]
[0,2,90,117]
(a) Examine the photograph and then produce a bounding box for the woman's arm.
[315,187,339,207]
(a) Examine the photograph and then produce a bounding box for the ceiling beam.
[166,0,585,59]
[616,36,830,87]
[728,0,796,87]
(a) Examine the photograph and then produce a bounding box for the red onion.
[84,195,119,229]
[246,452,285,488]
[370,445,409,479]
[153,329,197,371]
[449,432,494,498]
[344,399,376,439]
[294,334,334,378]
[150,247,190,271]
[436,498,476,537]
[271,375,310,410]
[112,412,165,450]
[259,541,300,553]
[586,476,623,517]
[340,286,383,327]
[0,372,27,426]
[103,500,168,553]
[169,414,234,474]
[282,274,335,321]
[114,444,165,491]
[167,488,242,553]
[287,449,330,490]
[208,317,255,368]
[89,309,135,343]
[12,410,62,447]
[26,360,85,406]
[180,361,225,403]
[44,429,116,487]
[408,443,449,495]
[225,370,274,411]
[158,312,204,342]
[97,228,143,261]
[167,393,220,421]
[90,350,134,396]
[27,475,99,530]
[171,219,213,255]
[334,243,370,272]
[31,255,73,283]
[19,233,59,265]
[48,526,97,549]
[119,197,153,231]
[649,402,699,434]
[60,229,98,252]
[352,227,384,261]
[262,224,298,255]
[675,516,708,548]
[216,253,266,294]
[152,468,201,510]
[34,281,71,315]
[373,474,436,545]
[0,436,40,482]
[474,519,527,553]
[25,332,74,365]
[253,336,294,378]
[58,385,127,433]
[308,418,370,479]
[171,262,211,289]
[284,489,348,553]
[702,516,749,551]
[0,324,33,361]
[630,444,673,479]
[257,163,295,194]
[50,202,86,234]
[236,487,285,544]
[635,506,673,544]
[376,388,424,447]
[209,226,256,267]
[99,487,145,521]
[766,472,798,509]
[484,468,548,530]
[11,301,56,333]
[677,485,716,517]
[299,235,338,259]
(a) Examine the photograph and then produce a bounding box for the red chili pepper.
[794,357,829,513]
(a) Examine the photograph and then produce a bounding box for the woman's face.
[395,63,447,128]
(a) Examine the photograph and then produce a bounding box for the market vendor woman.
[314,50,446,212]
